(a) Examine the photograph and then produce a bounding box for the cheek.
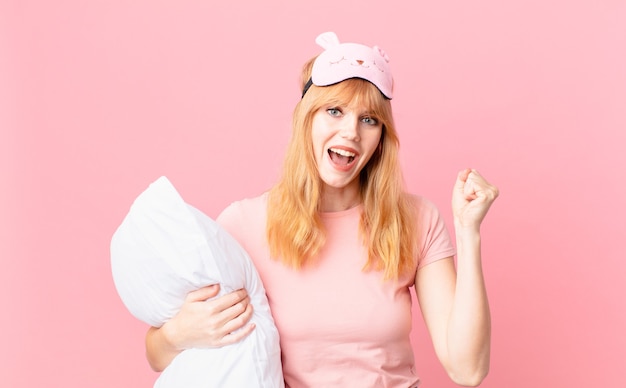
[311,119,332,155]
[363,131,383,157]
[313,143,324,162]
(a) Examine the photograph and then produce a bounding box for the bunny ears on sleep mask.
[302,31,393,100]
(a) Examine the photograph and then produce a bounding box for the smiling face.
[282,75,394,210]
[311,101,383,193]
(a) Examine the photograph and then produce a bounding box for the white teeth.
[329,148,356,157]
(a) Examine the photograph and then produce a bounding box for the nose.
[339,114,360,141]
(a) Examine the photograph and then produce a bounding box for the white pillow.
[110,176,284,388]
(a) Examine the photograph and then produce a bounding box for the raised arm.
[416,169,498,386]
[145,284,256,372]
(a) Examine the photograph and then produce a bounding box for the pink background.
[2,0,625,386]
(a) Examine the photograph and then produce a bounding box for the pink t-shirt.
[217,193,455,388]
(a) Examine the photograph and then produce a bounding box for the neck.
[319,182,361,212]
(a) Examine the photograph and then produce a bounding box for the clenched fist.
[452,169,499,230]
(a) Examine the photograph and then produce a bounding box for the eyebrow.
[335,103,377,115]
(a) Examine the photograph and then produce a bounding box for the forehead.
[322,80,385,113]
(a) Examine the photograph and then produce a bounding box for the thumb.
[186,284,220,303]
[454,168,471,193]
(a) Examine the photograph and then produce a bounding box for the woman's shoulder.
[405,193,456,267]
[405,193,444,220]
[216,192,269,225]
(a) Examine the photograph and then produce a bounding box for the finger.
[209,299,253,345]
[211,289,249,312]
[468,169,490,188]
[215,295,251,325]
[221,301,254,334]
[462,172,479,201]
[203,289,249,323]
[455,168,471,191]
[467,170,497,197]
[220,322,256,346]
[185,284,220,303]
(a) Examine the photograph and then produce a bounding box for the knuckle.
[204,304,218,315]
[233,301,244,314]
[205,329,220,343]
[232,315,245,327]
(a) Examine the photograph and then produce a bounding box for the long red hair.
[266,58,417,280]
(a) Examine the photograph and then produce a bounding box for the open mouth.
[328,148,356,166]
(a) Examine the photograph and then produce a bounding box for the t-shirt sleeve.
[216,201,241,237]
[416,197,456,269]
[215,193,269,253]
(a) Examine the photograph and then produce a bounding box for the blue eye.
[327,108,342,116]
[361,116,378,125]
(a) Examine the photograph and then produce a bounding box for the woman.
[146,32,498,387]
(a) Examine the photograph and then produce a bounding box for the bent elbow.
[145,350,166,373]
[448,365,489,387]
[147,359,165,373]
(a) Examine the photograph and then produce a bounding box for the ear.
[315,32,340,49]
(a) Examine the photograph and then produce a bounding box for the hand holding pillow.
[110,177,283,388]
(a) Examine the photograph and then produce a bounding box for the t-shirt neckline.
[319,203,363,219]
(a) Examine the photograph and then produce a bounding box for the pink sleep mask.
[303,32,393,99]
